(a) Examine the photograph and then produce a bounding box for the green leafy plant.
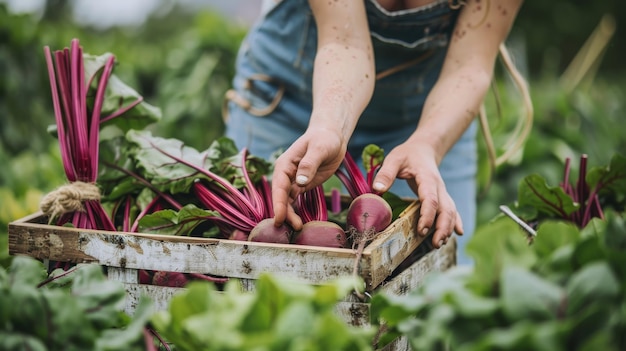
[371,211,626,351]
[370,153,626,351]
[151,274,375,351]
[516,153,626,228]
[0,256,158,351]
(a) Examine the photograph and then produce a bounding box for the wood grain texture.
[9,207,456,351]
[8,201,427,290]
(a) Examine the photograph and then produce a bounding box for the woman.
[224,0,524,264]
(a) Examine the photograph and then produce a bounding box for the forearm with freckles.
[406,65,491,165]
[407,0,523,164]
[309,43,375,143]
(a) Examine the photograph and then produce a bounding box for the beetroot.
[335,146,393,241]
[139,269,153,284]
[293,221,347,248]
[152,271,188,287]
[334,146,394,299]
[292,184,349,248]
[228,229,249,241]
[248,218,292,244]
[346,193,392,235]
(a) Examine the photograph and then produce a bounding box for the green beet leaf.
[586,153,626,199]
[467,321,561,351]
[0,332,48,351]
[2,257,147,350]
[83,53,161,132]
[602,209,626,251]
[311,312,374,351]
[96,296,154,351]
[7,285,50,338]
[138,204,219,236]
[501,266,564,321]
[361,144,385,173]
[41,289,99,349]
[272,301,317,346]
[126,129,213,194]
[7,255,48,287]
[206,136,271,188]
[537,244,577,281]
[565,262,620,315]
[572,234,606,267]
[466,216,537,293]
[518,173,579,219]
[125,130,271,196]
[313,275,363,306]
[532,220,581,260]
[97,135,148,201]
[151,274,373,351]
[602,211,626,283]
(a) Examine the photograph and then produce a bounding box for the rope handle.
[39,181,101,222]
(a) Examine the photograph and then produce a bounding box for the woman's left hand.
[372,141,463,249]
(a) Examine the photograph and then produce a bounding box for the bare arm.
[309,0,375,142]
[271,0,375,229]
[373,0,524,246]
[410,0,524,160]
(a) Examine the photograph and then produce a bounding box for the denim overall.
[224,0,477,264]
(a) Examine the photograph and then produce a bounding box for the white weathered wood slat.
[8,201,428,290]
[117,238,456,322]
[8,205,456,351]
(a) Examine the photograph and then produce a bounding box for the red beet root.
[152,271,188,287]
[293,221,347,248]
[346,193,392,235]
[228,229,249,241]
[248,218,292,244]
[139,269,153,284]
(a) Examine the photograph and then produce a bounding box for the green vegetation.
[0,256,154,350]
[152,275,375,351]
[371,154,626,350]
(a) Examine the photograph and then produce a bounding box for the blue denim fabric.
[224,0,476,265]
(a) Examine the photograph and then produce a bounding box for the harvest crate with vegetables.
[7,39,456,329]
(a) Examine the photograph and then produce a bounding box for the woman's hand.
[373,142,463,249]
[270,1,375,231]
[271,127,346,231]
[372,0,525,248]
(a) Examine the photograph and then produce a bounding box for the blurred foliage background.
[1,0,625,264]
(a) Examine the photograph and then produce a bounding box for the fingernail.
[438,239,444,247]
[296,175,308,185]
[373,182,385,191]
[421,228,429,236]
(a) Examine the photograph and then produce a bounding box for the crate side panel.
[8,220,368,285]
[380,236,456,296]
[10,209,433,290]
[8,222,99,263]
[364,202,424,289]
[334,301,371,327]
[378,337,410,351]
[124,283,183,315]
[83,233,367,284]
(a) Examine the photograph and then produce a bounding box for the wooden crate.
[8,200,456,350]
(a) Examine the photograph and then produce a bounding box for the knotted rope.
[40,181,102,222]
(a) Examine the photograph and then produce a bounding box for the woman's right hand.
[271,126,346,231]
[270,0,375,231]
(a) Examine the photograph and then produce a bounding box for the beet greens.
[517,153,626,228]
[42,39,116,230]
[122,130,280,239]
[41,39,161,230]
